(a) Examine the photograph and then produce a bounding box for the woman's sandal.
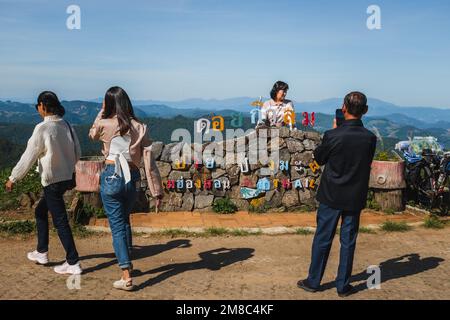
[113,278,135,291]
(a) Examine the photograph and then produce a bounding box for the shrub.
[373,151,399,162]
[0,167,41,211]
[0,220,35,235]
[295,228,314,235]
[230,229,261,236]
[366,190,382,211]
[72,202,106,225]
[205,227,229,236]
[384,208,397,215]
[71,224,97,238]
[212,197,237,214]
[380,221,412,232]
[423,215,445,229]
[359,226,377,234]
[249,203,270,214]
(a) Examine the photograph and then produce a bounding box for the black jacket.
[314,119,377,212]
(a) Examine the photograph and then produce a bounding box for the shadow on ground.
[76,239,192,274]
[319,253,445,293]
[132,247,255,291]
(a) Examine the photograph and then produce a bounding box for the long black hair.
[103,86,141,136]
[270,81,289,100]
[36,91,65,117]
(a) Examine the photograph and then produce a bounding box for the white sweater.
[9,115,81,187]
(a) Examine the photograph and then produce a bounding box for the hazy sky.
[0,0,449,107]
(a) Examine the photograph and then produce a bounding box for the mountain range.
[91,96,450,128]
[1,98,449,150]
[2,97,449,129]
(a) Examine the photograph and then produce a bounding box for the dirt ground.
[0,226,449,300]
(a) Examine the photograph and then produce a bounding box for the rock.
[150,141,164,160]
[225,164,240,185]
[194,194,215,209]
[290,151,314,165]
[265,190,283,208]
[236,135,247,151]
[168,170,192,181]
[298,188,315,206]
[231,198,249,211]
[203,141,225,161]
[290,166,306,180]
[286,138,305,153]
[282,190,299,208]
[212,168,226,179]
[268,137,285,151]
[279,148,291,163]
[239,173,258,188]
[161,192,183,211]
[210,188,227,197]
[290,129,305,140]
[304,131,321,143]
[279,127,290,138]
[181,193,194,211]
[160,142,177,162]
[156,161,172,178]
[161,142,190,162]
[274,170,290,181]
[226,185,241,199]
[196,206,214,212]
[249,161,263,171]
[303,139,316,151]
[247,131,258,150]
[18,194,32,209]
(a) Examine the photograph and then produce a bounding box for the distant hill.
[3,98,450,128]
[122,96,450,125]
[1,97,449,169]
[0,100,147,124]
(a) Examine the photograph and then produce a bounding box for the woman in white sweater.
[259,81,295,128]
[5,91,82,275]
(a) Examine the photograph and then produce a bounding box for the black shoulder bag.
[64,120,77,190]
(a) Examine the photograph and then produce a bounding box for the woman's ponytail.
[37,91,65,117]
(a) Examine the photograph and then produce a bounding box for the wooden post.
[369,160,407,212]
[373,190,404,212]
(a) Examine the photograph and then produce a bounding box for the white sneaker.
[27,250,49,265]
[54,261,83,275]
[113,278,135,291]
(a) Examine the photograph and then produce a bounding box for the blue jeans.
[100,164,140,270]
[306,203,361,293]
[35,179,79,265]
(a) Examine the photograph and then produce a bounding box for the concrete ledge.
[85,222,427,236]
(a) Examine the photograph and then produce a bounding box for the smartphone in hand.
[335,109,345,127]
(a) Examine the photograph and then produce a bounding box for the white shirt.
[260,99,295,127]
[106,134,133,184]
[9,115,81,187]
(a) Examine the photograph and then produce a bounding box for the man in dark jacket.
[297,92,377,297]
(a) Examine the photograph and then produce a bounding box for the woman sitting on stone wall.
[258,81,296,129]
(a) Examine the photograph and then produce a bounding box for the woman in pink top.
[89,86,163,291]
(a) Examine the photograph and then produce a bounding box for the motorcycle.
[396,138,450,215]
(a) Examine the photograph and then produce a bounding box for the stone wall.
[139,127,323,212]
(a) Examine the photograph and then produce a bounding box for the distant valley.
[1,97,449,169]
